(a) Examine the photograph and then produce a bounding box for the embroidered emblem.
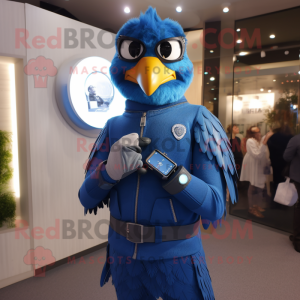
[172,124,186,140]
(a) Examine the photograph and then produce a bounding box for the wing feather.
[83,125,109,216]
[194,107,238,226]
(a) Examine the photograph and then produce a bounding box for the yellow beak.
[125,57,176,96]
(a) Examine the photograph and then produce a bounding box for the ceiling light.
[236,28,241,32]
[268,90,271,93]
[210,77,215,81]
[286,80,289,82]
[124,7,130,13]
[269,34,275,39]
[298,71,300,74]
[273,79,276,82]
[176,6,182,12]
[223,7,229,13]
[237,39,242,44]
[239,52,248,56]
[210,50,214,53]
[214,98,217,100]
[260,88,264,92]
[291,80,293,82]
[281,82,284,84]
[235,81,238,83]
[207,82,209,84]
[285,51,289,55]
[211,88,215,90]
[298,80,300,82]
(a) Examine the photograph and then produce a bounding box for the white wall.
[0,1,33,288]
[185,30,203,105]
[25,3,113,261]
[0,1,26,58]
[0,2,115,288]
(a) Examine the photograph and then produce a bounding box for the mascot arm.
[164,146,227,226]
[78,124,116,215]
[163,106,238,228]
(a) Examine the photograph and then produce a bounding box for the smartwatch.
[145,149,177,180]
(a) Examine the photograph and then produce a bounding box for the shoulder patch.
[172,124,186,140]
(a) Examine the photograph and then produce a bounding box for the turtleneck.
[124,96,187,112]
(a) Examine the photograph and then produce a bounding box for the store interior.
[0,1,300,299]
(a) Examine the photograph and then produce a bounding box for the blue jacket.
[78,97,237,260]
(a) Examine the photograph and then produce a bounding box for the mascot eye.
[155,38,185,62]
[157,41,182,60]
[120,40,144,60]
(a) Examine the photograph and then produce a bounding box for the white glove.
[105,133,143,181]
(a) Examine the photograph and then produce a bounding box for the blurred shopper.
[241,136,247,156]
[267,123,293,194]
[227,124,244,177]
[283,134,300,253]
[240,126,273,218]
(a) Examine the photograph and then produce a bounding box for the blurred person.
[283,133,300,253]
[267,123,293,197]
[227,124,244,178]
[88,85,104,107]
[240,126,273,218]
[241,136,247,156]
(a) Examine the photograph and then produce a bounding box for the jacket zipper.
[133,112,147,259]
[125,101,185,114]
[169,199,177,222]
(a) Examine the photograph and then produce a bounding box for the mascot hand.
[105,133,143,181]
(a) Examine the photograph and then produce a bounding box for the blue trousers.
[101,244,215,300]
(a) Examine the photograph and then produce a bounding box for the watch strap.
[162,165,191,195]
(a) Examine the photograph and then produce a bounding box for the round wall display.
[55,56,125,137]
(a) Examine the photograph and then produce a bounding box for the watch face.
[147,151,176,176]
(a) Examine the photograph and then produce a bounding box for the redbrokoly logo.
[24,56,57,88]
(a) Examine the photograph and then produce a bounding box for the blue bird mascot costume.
[79,7,238,300]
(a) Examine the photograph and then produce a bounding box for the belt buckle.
[126,223,144,243]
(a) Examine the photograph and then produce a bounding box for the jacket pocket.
[150,198,178,225]
[109,188,121,219]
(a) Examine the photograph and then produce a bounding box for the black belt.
[110,215,200,244]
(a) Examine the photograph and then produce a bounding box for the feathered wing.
[194,106,238,228]
[85,124,108,176]
[83,124,110,216]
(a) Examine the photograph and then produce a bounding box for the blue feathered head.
[110,7,193,105]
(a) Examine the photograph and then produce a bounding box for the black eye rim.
[155,37,186,63]
[117,35,147,62]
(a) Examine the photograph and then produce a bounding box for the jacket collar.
[125,97,187,112]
